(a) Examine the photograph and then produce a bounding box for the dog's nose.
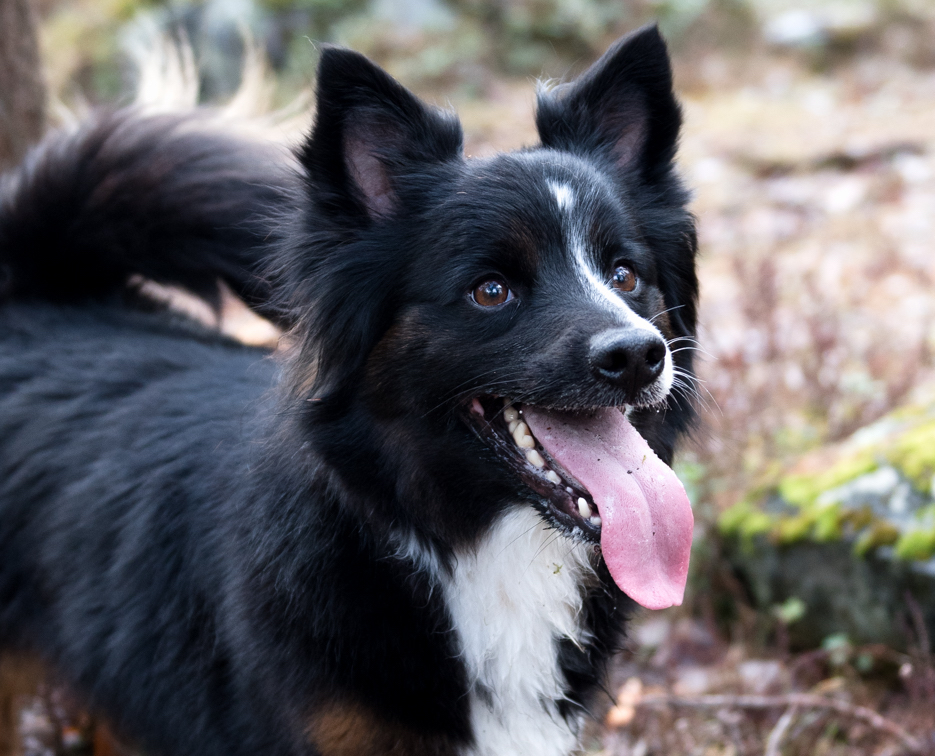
[589,329,667,392]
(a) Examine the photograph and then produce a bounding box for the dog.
[0,25,698,756]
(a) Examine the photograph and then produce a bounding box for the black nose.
[589,329,667,393]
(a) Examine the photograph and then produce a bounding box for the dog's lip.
[463,395,603,542]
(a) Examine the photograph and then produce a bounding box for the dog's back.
[0,111,294,755]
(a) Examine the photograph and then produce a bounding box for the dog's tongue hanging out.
[524,408,693,610]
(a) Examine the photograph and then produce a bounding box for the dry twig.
[639,693,925,754]
[764,705,798,756]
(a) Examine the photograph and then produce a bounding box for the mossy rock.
[724,538,935,648]
[719,395,935,647]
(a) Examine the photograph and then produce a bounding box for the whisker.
[666,336,715,360]
[648,304,685,324]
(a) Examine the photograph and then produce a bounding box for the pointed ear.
[535,25,681,181]
[299,47,463,221]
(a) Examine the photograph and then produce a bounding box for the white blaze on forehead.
[548,180,575,211]
[545,175,674,400]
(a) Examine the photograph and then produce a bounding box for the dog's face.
[285,26,698,606]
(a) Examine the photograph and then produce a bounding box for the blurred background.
[2,0,935,753]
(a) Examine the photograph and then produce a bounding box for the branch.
[764,705,797,756]
[0,0,47,170]
[639,693,925,754]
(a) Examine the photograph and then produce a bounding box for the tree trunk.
[0,0,46,172]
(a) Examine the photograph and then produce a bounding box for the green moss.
[741,510,774,538]
[853,521,900,557]
[887,420,935,494]
[841,506,874,531]
[778,451,877,508]
[722,404,935,562]
[772,596,807,624]
[894,527,935,561]
[812,504,843,542]
[719,501,774,539]
[719,501,753,537]
[773,511,815,544]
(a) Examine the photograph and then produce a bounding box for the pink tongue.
[523,407,693,610]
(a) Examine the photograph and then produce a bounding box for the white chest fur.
[442,507,595,756]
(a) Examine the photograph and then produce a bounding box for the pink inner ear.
[344,133,394,217]
[601,92,648,171]
[610,117,646,171]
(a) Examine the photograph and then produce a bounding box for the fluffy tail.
[0,109,300,326]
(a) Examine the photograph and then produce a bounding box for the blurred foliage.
[37,0,935,106]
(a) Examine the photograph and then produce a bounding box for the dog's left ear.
[299,47,463,222]
[535,25,680,182]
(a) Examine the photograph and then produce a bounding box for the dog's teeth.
[546,470,561,485]
[566,486,573,494]
[526,449,545,468]
[503,406,519,423]
[508,420,519,434]
[577,497,592,519]
[590,515,602,527]
[513,422,535,448]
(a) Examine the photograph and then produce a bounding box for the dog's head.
[278,26,698,608]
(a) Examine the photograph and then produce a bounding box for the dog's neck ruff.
[442,507,594,756]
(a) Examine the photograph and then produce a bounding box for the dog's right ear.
[535,25,681,183]
[299,47,463,222]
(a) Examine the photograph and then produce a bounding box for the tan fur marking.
[505,220,540,270]
[0,653,44,756]
[650,289,674,341]
[307,700,457,756]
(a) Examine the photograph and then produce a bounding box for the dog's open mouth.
[467,396,604,537]
[465,396,694,610]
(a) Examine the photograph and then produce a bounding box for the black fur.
[0,110,299,326]
[0,25,698,756]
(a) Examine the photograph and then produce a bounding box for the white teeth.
[500,406,596,523]
[526,449,545,468]
[513,422,535,448]
[496,402,598,527]
[577,497,592,519]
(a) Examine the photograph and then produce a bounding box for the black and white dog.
[0,25,697,756]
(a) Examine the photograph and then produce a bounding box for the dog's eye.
[472,279,512,307]
[611,265,637,293]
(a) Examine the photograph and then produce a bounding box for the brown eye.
[472,279,512,307]
[611,265,637,293]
